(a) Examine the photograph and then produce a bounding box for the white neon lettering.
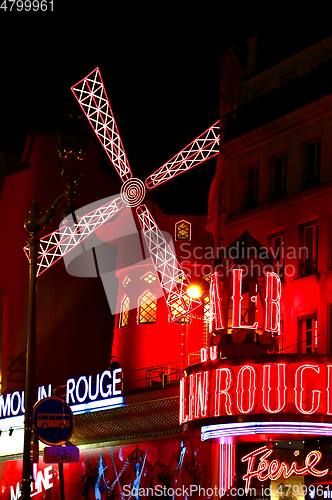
[10,391,21,416]
[210,345,218,360]
[113,368,122,395]
[66,378,75,404]
[295,365,321,414]
[265,272,281,334]
[88,374,100,400]
[201,348,209,362]
[236,365,257,414]
[232,269,258,329]
[76,376,89,403]
[179,378,188,424]
[195,371,209,418]
[214,368,234,416]
[11,483,20,500]
[100,370,112,398]
[262,364,287,413]
[327,365,332,415]
[209,272,224,332]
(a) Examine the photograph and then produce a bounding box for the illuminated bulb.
[187,285,202,299]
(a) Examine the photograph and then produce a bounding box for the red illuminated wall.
[0,437,212,500]
[111,205,213,375]
[0,135,121,394]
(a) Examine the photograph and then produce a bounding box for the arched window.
[122,276,131,288]
[137,291,157,324]
[119,295,130,328]
[175,220,191,241]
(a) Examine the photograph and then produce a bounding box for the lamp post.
[19,117,90,500]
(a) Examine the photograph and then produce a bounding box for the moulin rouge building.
[2,34,332,500]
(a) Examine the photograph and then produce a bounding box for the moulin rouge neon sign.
[241,446,328,492]
[209,270,281,334]
[180,356,332,423]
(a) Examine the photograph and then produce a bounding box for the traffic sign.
[33,397,74,446]
[43,446,80,463]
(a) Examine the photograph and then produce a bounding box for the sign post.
[33,397,76,500]
[33,397,74,446]
[43,446,80,463]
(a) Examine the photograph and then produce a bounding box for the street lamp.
[19,115,90,500]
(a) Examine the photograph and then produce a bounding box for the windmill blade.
[71,68,132,182]
[145,121,220,189]
[136,204,202,321]
[24,197,124,277]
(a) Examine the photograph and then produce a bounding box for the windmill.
[24,68,220,322]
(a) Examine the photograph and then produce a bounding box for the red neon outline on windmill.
[24,68,220,322]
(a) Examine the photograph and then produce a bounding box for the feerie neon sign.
[241,446,328,492]
[179,355,332,423]
[209,270,281,334]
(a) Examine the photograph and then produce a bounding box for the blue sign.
[33,397,74,446]
[43,446,80,463]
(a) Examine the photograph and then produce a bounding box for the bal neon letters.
[209,270,281,334]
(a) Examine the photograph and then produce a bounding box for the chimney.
[246,36,257,73]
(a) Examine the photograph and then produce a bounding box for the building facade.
[2,33,332,500]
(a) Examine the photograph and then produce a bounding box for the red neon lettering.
[188,374,195,421]
[220,440,235,492]
[232,269,258,329]
[179,378,188,424]
[200,348,209,362]
[210,345,218,361]
[264,272,281,334]
[214,368,234,416]
[327,365,332,415]
[195,371,209,418]
[262,364,287,413]
[236,365,257,414]
[209,272,224,332]
[242,446,328,493]
[294,364,321,414]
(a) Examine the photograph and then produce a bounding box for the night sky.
[1,3,331,213]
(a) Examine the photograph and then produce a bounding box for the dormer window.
[175,220,191,241]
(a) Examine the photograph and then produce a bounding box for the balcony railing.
[123,361,182,392]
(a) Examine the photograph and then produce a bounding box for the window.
[302,139,320,189]
[119,295,130,328]
[268,232,285,281]
[122,276,131,288]
[175,220,191,241]
[242,164,258,211]
[299,221,319,277]
[137,291,157,324]
[298,316,318,353]
[269,152,287,201]
[140,272,157,284]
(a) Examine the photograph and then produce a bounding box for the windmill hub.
[120,178,146,207]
